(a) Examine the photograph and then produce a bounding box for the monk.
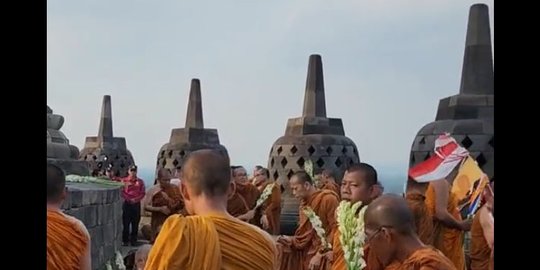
[405,178,434,245]
[249,167,281,234]
[47,164,91,270]
[425,177,472,270]
[144,168,184,240]
[331,163,386,270]
[320,169,340,198]
[277,171,339,270]
[227,183,250,217]
[470,182,494,270]
[365,194,457,270]
[145,150,276,270]
[232,166,261,209]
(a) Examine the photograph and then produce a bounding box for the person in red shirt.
[121,165,146,246]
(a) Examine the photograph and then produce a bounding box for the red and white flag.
[409,133,469,183]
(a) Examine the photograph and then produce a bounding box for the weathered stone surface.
[47,106,90,176]
[408,4,494,189]
[155,79,228,174]
[62,182,123,270]
[268,55,359,235]
[79,95,136,177]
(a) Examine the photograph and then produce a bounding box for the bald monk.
[405,178,434,245]
[470,182,494,270]
[251,167,281,234]
[425,178,472,269]
[145,150,276,270]
[320,169,341,198]
[47,164,91,270]
[365,194,457,270]
[144,168,184,239]
[331,163,387,270]
[277,171,339,270]
[226,182,250,217]
[232,166,261,208]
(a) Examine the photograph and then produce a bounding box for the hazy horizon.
[47,0,494,188]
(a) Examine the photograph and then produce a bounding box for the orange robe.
[258,181,282,235]
[395,247,457,270]
[321,182,340,199]
[332,231,386,270]
[470,206,493,270]
[145,213,277,270]
[227,190,249,217]
[425,183,465,270]
[278,190,339,270]
[151,183,184,235]
[405,192,434,245]
[236,182,261,209]
[47,209,89,270]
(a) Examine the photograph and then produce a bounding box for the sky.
[47,0,494,187]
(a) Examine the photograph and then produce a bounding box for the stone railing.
[62,182,123,270]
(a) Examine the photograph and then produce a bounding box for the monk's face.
[341,170,376,204]
[157,169,172,186]
[290,175,311,200]
[364,219,396,266]
[233,168,248,183]
[313,174,324,188]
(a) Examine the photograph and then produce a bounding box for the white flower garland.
[336,201,367,270]
[303,206,332,251]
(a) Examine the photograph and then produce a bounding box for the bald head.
[156,168,172,180]
[182,149,231,196]
[365,194,416,235]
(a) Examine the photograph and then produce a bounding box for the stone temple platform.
[61,182,123,270]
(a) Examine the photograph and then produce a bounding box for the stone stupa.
[79,95,135,177]
[155,79,228,174]
[267,54,360,234]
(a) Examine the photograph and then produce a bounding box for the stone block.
[69,190,83,208]
[103,222,116,243]
[115,217,123,240]
[84,205,99,228]
[64,207,84,221]
[89,226,103,256]
[102,204,115,225]
[113,201,123,218]
[82,189,101,206]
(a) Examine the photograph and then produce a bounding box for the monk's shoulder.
[230,218,274,246]
[404,247,456,270]
[62,212,90,240]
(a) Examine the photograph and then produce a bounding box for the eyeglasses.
[365,226,392,243]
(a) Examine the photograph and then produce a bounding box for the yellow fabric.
[145,213,276,270]
[451,156,483,202]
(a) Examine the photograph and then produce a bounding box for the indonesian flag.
[409,133,469,183]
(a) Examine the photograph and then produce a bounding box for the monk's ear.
[180,182,190,201]
[227,181,236,199]
[60,187,67,201]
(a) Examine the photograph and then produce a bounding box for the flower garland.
[336,201,367,270]
[303,206,332,252]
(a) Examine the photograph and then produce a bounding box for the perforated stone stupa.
[79,95,135,177]
[47,106,90,175]
[268,54,360,234]
[155,79,228,174]
[408,4,494,190]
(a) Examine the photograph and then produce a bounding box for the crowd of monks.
[46,149,494,270]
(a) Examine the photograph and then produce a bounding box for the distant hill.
[137,167,406,194]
